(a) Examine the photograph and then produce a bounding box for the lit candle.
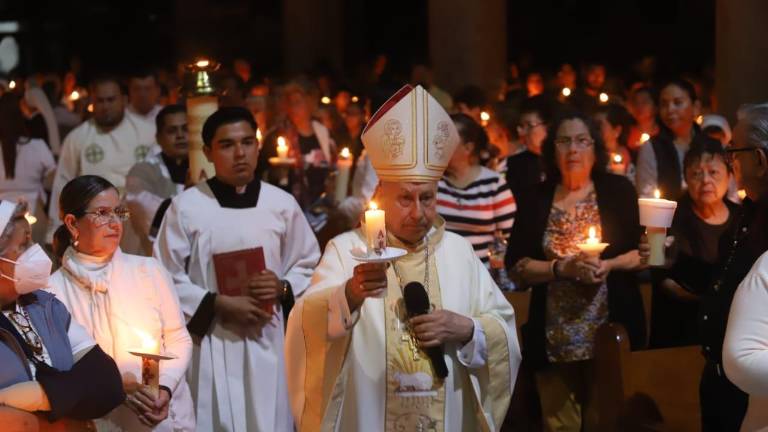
[696,115,704,125]
[640,133,650,144]
[480,111,491,126]
[610,153,626,175]
[256,128,262,143]
[577,226,609,257]
[561,87,572,97]
[276,136,289,159]
[599,92,609,103]
[738,189,747,200]
[68,90,80,101]
[334,147,353,202]
[131,329,161,398]
[638,189,678,266]
[364,202,386,255]
[8,80,15,90]
[24,212,36,225]
[87,103,93,113]
[351,95,359,103]
[321,96,331,105]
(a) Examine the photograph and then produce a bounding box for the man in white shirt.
[127,70,163,126]
[46,75,155,245]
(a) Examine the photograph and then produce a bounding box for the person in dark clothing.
[636,78,701,200]
[506,111,646,431]
[645,103,768,431]
[649,136,738,348]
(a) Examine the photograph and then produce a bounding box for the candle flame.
[561,87,572,97]
[87,103,93,113]
[133,328,159,354]
[654,189,661,199]
[24,212,36,225]
[612,153,623,164]
[195,59,210,68]
[599,92,609,103]
[69,90,80,101]
[369,201,378,211]
[340,147,351,158]
[696,115,704,125]
[9,80,16,90]
[640,132,650,143]
[351,95,359,103]
[321,96,331,105]
[587,226,598,245]
[256,128,262,142]
[738,189,747,200]
[480,111,491,122]
[277,136,287,149]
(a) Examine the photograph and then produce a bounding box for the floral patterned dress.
[542,190,609,363]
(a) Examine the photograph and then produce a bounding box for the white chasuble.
[285,220,522,432]
[154,180,320,432]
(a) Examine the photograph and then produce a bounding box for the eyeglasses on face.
[553,135,594,150]
[82,206,130,225]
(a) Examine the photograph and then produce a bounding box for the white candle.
[610,153,626,175]
[577,226,609,257]
[134,329,161,398]
[480,111,491,126]
[276,136,289,159]
[334,147,353,202]
[638,189,678,266]
[365,202,386,255]
[187,95,218,183]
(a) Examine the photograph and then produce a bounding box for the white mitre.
[361,84,459,182]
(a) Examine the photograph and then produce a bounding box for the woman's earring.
[72,234,79,248]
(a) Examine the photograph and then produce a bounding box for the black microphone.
[403,281,449,379]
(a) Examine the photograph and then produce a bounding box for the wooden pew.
[594,323,705,432]
[0,407,93,432]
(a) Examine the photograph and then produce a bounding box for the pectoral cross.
[401,330,421,361]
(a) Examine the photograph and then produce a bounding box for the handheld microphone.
[403,281,449,379]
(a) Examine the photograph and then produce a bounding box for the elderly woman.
[649,136,738,348]
[505,111,645,432]
[636,78,701,199]
[49,175,195,431]
[0,199,124,427]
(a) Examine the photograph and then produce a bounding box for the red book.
[212,247,273,312]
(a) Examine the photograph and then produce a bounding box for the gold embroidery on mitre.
[384,119,405,160]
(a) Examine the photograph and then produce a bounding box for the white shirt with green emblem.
[46,111,156,243]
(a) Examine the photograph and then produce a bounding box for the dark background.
[0,0,715,81]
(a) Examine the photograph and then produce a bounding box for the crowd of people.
[0,55,767,432]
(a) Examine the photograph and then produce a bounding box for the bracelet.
[281,279,290,299]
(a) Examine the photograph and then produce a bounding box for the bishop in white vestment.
[285,85,521,432]
[154,107,321,431]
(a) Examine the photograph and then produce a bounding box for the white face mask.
[0,244,53,295]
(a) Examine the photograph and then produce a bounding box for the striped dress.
[437,166,517,264]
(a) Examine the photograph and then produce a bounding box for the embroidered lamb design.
[432,121,450,160]
[393,371,433,392]
[384,119,405,160]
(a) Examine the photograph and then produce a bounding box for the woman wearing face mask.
[635,78,701,200]
[48,175,195,431]
[0,200,124,427]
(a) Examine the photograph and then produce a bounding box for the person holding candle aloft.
[154,107,320,432]
[0,199,125,428]
[636,78,701,200]
[48,175,195,431]
[506,111,646,432]
[285,85,521,432]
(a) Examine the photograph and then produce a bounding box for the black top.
[161,152,189,185]
[505,173,645,369]
[647,125,701,201]
[206,176,261,209]
[699,196,768,364]
[504,150,545,221]
[649,195,738,348]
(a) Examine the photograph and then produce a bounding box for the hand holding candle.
[638,189,678,266]
[364,201,386,256]
[129,329,176,399]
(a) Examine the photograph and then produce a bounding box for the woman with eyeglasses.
[48,175,195,431]
[505,112,646,431]
[0,199,124,428]
[649,137,738,348]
